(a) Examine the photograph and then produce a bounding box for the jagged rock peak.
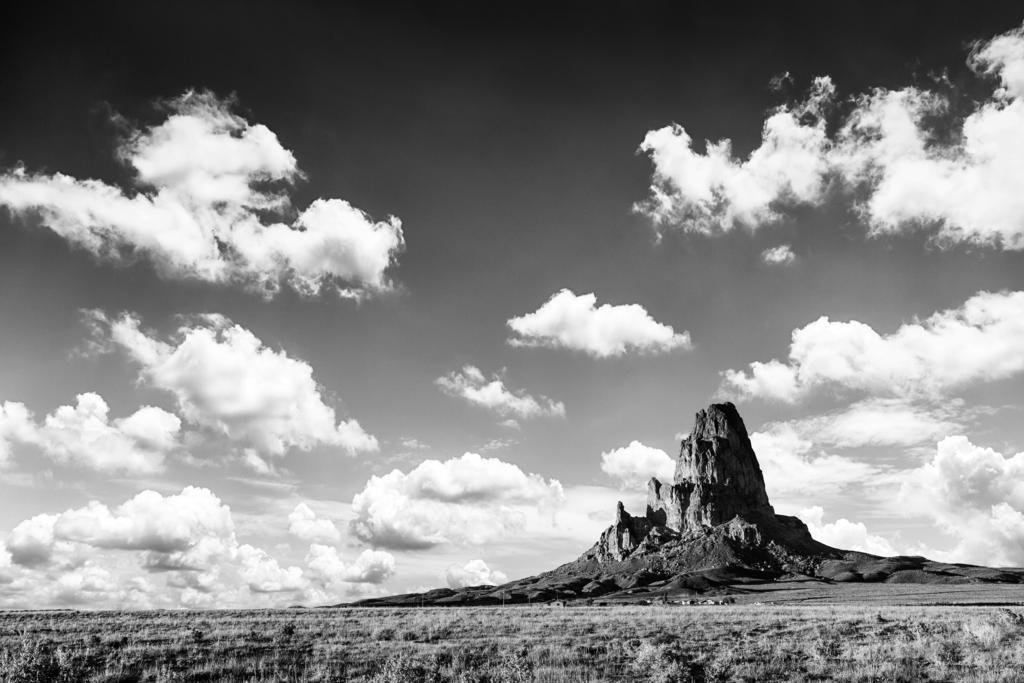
[585,402,790,564]
[673,402,772,513]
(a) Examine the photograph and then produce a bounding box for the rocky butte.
[352,402,1024,606]
[578,401,835,575]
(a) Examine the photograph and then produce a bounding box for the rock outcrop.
[350,402,1024,608]
[574,402,838,577]
[588,402,823,567]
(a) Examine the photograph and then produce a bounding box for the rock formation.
[350,402,1024,608]
[585,402,825,568]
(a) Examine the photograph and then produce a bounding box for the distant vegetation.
[3,603,1024,681]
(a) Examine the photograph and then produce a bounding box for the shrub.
[0,638,93,683]
[493,649,534,683]
[369,651,427,683]
[631,640,704,683]
[374,626,397,641]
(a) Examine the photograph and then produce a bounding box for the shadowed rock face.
[591,402,822,565]
[673,402,773,522]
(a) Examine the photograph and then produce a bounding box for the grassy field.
[4,597,1024,681]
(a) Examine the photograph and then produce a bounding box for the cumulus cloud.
[435,365,565,419]
[636,77,835,232]
[0,90,403,297]
[600,441,675,489]
[636,24,1024,249]
[0,486,394,608]
[350,452,564,549]
[898,435,1024,565]
[0,393,179,473]
[288,503,341,543]
[721,290,1024,402]
[750,425,879,507]
[91,310,377,458]
[507,289,691,358]
[832,30,1024,248]
[306,544,395,586]
[445,559,508,588]
[0,403,35,468]
[761,244,796,266]
[6,487,235,573]
[798,506,898,556]
[237,544,305,593]
[5,514,64,567]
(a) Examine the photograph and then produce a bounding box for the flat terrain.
[723,580,1024,606]
[4,588,1024,682]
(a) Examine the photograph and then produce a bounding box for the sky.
[1,1,1024,608]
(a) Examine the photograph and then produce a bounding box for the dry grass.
[2,604,1024,681]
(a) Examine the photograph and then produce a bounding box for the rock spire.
[595,402,802,562]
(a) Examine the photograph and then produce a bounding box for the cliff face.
[671,402,773,525]
[588,402,825,567]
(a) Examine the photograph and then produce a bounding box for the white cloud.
[92,310,377,458]
[237,544,305,593]
[288,503,340,543]
[56,487,237,572]
[507,289,691,358]
[306,544,395,585]
[898,435,1024,565]
[976,24,1024,99]
[445,559,508,588]
[7,487,235,573]
[721,290,1024,402]
[781,398,962,449]
[636,77,835,232]
[750,425,878,507]
[798,506,898,556]
[760,244,796,266]
[5,514,63,567]
[0,393,179,474]
[0,402,36,468]
[831,29,1024,248]
[636,24,1024,250]
[0,486,394,608]
[350,452,564,549]
[600,441,675,489]
[0,90,403,297]
[435,365,565,419]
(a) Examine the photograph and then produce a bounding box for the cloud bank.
[899,436,1024,566]
[350,452,564,549]
[0,487,394,608]
[0,90,404,298]
[721,290,1024,402]
[637,24,1024,250]
[0,393,179,473]
[90,311,377,459]
[637,77,835,232]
